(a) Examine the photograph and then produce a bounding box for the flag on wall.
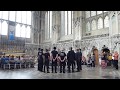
[8,21,15,41]
[9,31,15,40]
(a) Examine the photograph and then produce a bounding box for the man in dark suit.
[51,47,58,73]
[67,47,75,73]
[75,48,82,72]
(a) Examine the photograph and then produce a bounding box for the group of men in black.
[38,47,82,73]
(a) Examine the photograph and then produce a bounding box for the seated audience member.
[87,55,92,67]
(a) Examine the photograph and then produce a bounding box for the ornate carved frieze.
[73,17,81,29]
[52,25,60,32]
[78,36,109,52]
[82,34,109,40]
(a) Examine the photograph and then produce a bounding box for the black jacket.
[67,50,75,61]
[75,51,82,61]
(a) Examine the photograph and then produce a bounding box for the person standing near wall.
[51,47,58,73]
[113,51,119,70]
[91,54,95,67]
[75,48,82,72]
[67,47,75,73]
[43,49,50,73]
[59,49,66,73]
[38,48,44,72]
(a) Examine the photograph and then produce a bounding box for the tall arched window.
[98,18,103,29]
[92,20,96,30]
[15,24,21,37]
[45,11,52,39]
[68,11,72,35]
[47,11,50,39]
[104,11,108,13]
[22,11,27,24]
[64,11,72,35]
[91,11,96,16]
[86,22,90,31]
[2,11,8,20]
[9,11,16,21]
[86,11,90,18]
[49,11,52,38]
[26,26,31,38]
[16,11,22,23]
[0,21,1,34]
[1,21,8,35]
[65,11,68,35]
[97,11,103,15]
[104,16,109,28]
[26,11,31,25]
[0,11,2,19]
[45,12,48,40]
[21,25,26,37]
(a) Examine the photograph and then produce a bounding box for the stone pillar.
[109,11,112,52]
[61,11,65,37]
[31,11,35,44]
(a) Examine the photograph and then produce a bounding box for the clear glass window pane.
[1,21,8,35]
[104,16,109,28]
[21,25,26,37]
[104,11,108,13]
[16,11,22,23]
[2,11,8,20]
[86,22,90,31]
[15,24,21,37]
[22,11,27,24]
[26,26,31,38]
[9,11,16,21]
[98,18,103,29]
[0,11,2,19]
[26,11,31,25]
[97,11,103,14]
[0,22,1,34]
[86,11,90,18]
[91,11,96,16]
[92,20,96,30]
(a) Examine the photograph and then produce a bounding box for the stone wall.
[29,11,120,57]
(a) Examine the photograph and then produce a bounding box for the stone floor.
[0,65,120,79]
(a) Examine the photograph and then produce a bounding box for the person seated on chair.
[87,55,92,67]
[82,56,87,65]
[1,56,8,64]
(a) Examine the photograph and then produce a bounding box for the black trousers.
[43,59,49,72]
[114,60,118,70]
[60,61,66,73]
[108,60,112,66]
[38,59,43,71]
[76,60,82,71]
[68,60,74,72]
[92,61,95,67]
[52,60,57,73]
[38,62,43,71]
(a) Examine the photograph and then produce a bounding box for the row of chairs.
[0,59,35,70]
